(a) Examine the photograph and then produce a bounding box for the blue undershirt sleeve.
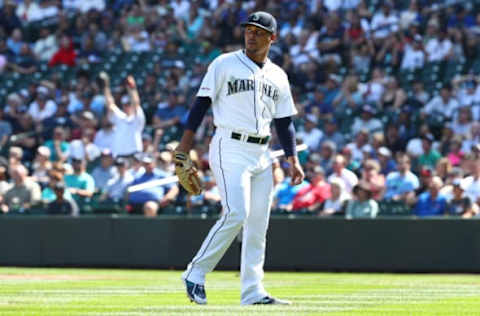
[274,116,297,158]
[185,96,212,132]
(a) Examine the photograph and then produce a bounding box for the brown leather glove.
[174,151,202,195]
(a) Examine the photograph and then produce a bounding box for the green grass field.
[0,268,479,315]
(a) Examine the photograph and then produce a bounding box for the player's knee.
[228,210,247,227]
[143,201,159,217]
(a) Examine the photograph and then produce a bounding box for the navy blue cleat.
[253,296,292,305]
[183,279,207,305]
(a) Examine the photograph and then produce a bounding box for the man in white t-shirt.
[327,154,358,193]
[102,74,145,157]
[422,84,459,121]
[370,1,399,40]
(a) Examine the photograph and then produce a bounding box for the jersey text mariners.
[197,50,297,136]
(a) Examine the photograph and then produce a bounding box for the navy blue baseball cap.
[241,11,277,34]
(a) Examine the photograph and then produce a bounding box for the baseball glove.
[97,71,110,89]
[174,151,203,195]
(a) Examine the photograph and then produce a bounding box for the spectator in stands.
[6,28,24,56]
[33,28,58,62]
[297,114,322,151]
[380,77,407,110]
[0,165,11,206]
[463,159,480,205]
[377,146,397,176]
[449,107,474,138]
[104,75,145,157]
[446,178,478,217]
[64,158,95,205]
[446,137,464,167]
[345,183,379,219]
[49,35,76,67]
[43,126,69,162]
[101,157,133,202]
[319,118,345,148]
[42,170,71,203]
[1,164,41,213]
[42,95,74,132]
[91,149,117,192]
[318,178,349,216]
[8,43,37,75]
[47,182,79,216]
[345,129,373,165]
[68,127,100,163]
[153,92,188,129]
[327,154,358,193]
[435,157,453,183]
[425,23,452,62]
[0,1,22,35]
[417,134,442,169]
[384,154,419,205]
[28,86,57,123]
[413,176,448,216]
[422,84,459,124]
[400,34,425,71]
[0,105,12,148]
[318,140,336,175]
[127,153,178,214]
[291,166,331,212]
[359,159,385,201]
[351,105,383,135]
[93,117,115,152]
[31,146,52,187]
[370,1,398,41]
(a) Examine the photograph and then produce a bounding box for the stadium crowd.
[1,0,480,218]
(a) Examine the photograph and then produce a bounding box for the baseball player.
[175,11,304,305]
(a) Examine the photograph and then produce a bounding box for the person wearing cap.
[384,153,419,204]
[127,153,179,214]
[103,75,145,157]
[445,178,477,217]
[101,157,134,202]
[413,176,448,217]
[377,146,397,176]
[91,149,117,192]
[27,86,57,123]
[93,116,115,152]
[64,158,95,207]
[47,182,79,216]
[345,182,379,219]
[417,133,442,169]
[177,11,303,306]
[351,104,383,136]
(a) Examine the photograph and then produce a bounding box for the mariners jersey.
[197,50,297,137]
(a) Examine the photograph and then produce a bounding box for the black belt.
[231,132,270,144]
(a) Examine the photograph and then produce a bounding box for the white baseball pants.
[182,130,274,304]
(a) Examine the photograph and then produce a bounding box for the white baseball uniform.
[182,49,297,304]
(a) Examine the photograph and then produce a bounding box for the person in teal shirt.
[64,158,95,205]
[43,127,70,162]
[417,134,442,169]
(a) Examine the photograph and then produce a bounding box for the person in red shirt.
[292,166,331,211]
[49,35,76,67]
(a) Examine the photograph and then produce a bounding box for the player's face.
[244,25,274,55]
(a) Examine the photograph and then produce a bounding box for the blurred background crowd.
[1,0,480,218]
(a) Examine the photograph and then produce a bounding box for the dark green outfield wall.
[1,216,479,272]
